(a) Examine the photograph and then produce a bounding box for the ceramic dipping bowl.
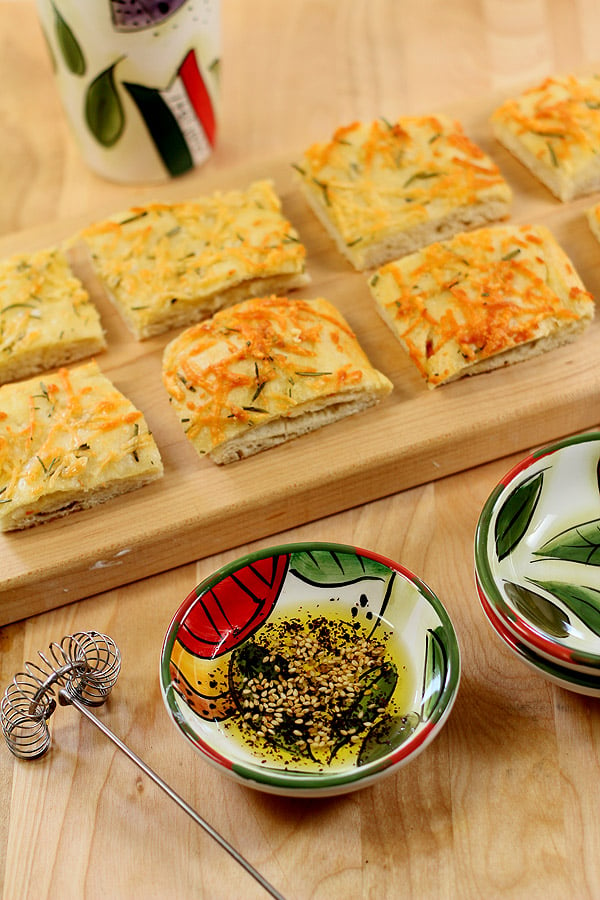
[160,542,461,798]
[475,432,600,689]
[479,583,600,697]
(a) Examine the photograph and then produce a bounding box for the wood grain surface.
[2,2,600,900]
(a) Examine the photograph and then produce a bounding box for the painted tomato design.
[169,553,289,719]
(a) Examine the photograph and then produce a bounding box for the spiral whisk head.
[0,631,121,759]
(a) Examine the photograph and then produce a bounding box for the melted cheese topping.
[162,295,392,456]
[76,180,307,336]
[295,116,511,247]
[491,74,600,176]
[368,224,594,387]
[0,247,105,381]
[0,360,162,527]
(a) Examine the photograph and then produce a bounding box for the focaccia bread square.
[293,116,512,270]
[490,74,600,201]
[0,246,106,385]
[74,180,310,339]
[0,360,163,531]
[162,295,393,464]
[368,224,594,388]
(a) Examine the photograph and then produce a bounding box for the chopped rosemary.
[532,130,565,139]
[403,171,441,188]
[251,381,266,402]
[546,141,559,167]
[501,248,521,261]
[33,383,50,403]
[294,370,332,377]
[37,456,60,476]
[132,423,140,462]
[1,303,38,314]
[312,177,331,206]
[291,162,306,176]
[119,210,149,226]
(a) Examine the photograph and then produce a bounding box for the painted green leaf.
[528,579,600,639]
[330,661,398,761]
[495,471,543,561]
[535,520,600,566]
[85,61,125,147]
[421,627,448,720]
[357,711,420,766]
[504,581,570,638]
[53,4,85,75]
[289,548,390,585]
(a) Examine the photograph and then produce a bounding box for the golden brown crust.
[74,180,310,339]
[490,74,600,201]
[368,224,594,388]
[294,116,512,270]
[162,295,393,463]
[0,246,106,385]
[0,360,163,530]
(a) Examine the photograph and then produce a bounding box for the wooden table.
[2,2,600,898]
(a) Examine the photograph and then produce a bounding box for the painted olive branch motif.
[53,2,86,75]
[495,454,600,640]
[494,470,544,561]
[85,59,126,147]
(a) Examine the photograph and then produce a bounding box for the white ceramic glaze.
[475,433,600,676]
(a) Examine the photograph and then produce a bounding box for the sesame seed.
[233,613,395,764]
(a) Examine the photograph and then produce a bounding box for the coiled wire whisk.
[0,630,285,900]
[1,630,120,759]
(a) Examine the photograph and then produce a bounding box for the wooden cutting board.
[2,97,600,625]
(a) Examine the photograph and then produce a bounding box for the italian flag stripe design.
[123,49,216,177]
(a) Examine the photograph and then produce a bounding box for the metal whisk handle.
[1,631,286,900]
[59,689,286,900]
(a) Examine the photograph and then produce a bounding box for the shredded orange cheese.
[76,180,308,339]
[491,74,600,172]
[295,115,512,253]
[368,224,594,387]
[0,360,163,530]
[162,295,392,457]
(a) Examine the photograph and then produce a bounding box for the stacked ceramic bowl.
[475,432,600,697]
